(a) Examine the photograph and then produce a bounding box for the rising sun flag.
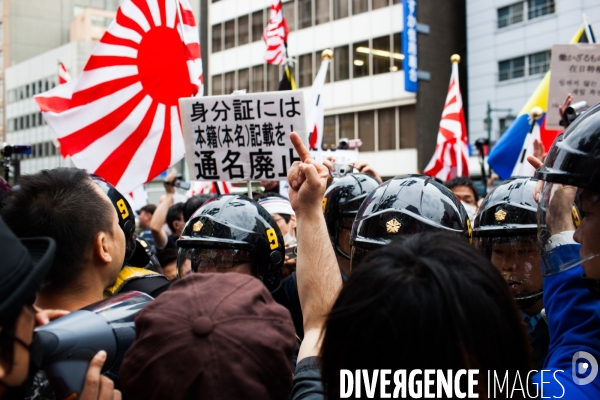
[35,0,203,193]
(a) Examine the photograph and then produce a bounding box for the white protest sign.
[179,91,307,182]
[547,43,600,130]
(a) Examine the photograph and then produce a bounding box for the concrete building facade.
[467,0,600,144]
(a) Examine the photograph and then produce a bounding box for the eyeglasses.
[183,248,252,272]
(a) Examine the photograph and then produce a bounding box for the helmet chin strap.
[516,290,544,309]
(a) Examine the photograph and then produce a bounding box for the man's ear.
[94,232,113,264]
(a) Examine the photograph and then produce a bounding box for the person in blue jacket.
[529,102,600,398]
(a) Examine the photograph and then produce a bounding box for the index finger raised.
[290,132,312,162]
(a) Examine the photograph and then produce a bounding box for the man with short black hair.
[136,204,157,247]
[444,176,479,220]
[2,168,125,311]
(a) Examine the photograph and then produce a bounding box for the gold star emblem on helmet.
[386,218,401,234]
[193,221,203,232]
[495,209,507,221]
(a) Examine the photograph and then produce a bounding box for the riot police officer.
[473,177,548,369]
[323,173,380,278]
[350,174,471,269]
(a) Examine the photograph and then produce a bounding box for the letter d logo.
[572,351,598,385]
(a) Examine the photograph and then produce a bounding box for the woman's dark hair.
[320,232,531,398]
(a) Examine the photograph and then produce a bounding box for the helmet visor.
[177,247,253,278]
[475,235,543,300]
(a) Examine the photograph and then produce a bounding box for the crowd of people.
[0,102,599,399]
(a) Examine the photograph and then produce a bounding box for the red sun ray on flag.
[35,0,203,193]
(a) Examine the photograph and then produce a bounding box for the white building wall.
[467,0,600,144]
[209,0,417,177]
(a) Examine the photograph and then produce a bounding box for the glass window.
[44,80,49,91]
[25,115,30,129]
[527,0,554,20]
[334,45,350,81]
[497,2,524,28]
[372,35,391,75]
[372,0,389,10]
[358,111,375,151]
[252,65,265,92]
[26,84,30,98]
[212,74,223,95]
[224,71,235,94]
[392,33,402,71]
[299,53,313,88]
[316,0,330,25]
[378,107,396,150]
[238,15,249,45]
[252,10,264,42]
[322,116,337,150]
[32,112,37,127]
[298,0,312,29]
[267,64,280,92]
[39,113,43,126]
[339,113,354,139]
[238,68,249,91]
[498,56,525,81]
[352,0,368,15]
[283,0,296,32]
[334,0,349,19]
[224,20,235,49]
[353,41,369,78]
[399,105,416,148]
[212,24,222,52]
[528,50,551,75]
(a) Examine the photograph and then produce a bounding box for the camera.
[561,101,588,128]
[332,163,354,178]
[1,143,32,158]
[337,138,362,150]
[164,174,191,190]
[285,244,298,260]
[474,138,489,155]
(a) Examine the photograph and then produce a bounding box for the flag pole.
[450,54,463,177]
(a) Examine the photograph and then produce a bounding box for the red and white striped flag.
[58,62,72,85]
[189,180,231,196]
[423,57,469,181]
[35,0,203,193]
[262,0,288,65]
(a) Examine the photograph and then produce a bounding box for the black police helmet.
[127,234,162,274]
[323,173,380,259]
[536,101,600,192]
[351,174,471,267]
[90,175,136,262]
[177,195,284,292]
[473,177,538,238]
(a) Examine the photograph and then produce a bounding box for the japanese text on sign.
[402,0,418,93]
[547,43,600,130]
[179,92,307,182]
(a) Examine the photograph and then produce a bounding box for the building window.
[358,111,375,151]
[315,0,330,25]
[212,24,222,52]
[39,112,43,126]
[399,105,417,148]
[224,71,235,95]
[339,113,355,139]
[252,65,265,92]
[497,2,524,28]
[252,10,264,42]
[353,41,369,78]
[372,0,390,10]
[392,33,402,71]
[528,50,550,75]
[334,0,349,20]
[298,0,312,29]
[498,56,525,81]
[527,0,554,20]
[378,107,396,150]
[372,35,392,75]
[238,15,249,46]
[322,116,337,149]
[283,0,296,31]
[212,74,223,95]
[238,68,249,91]
[224,20,235,49]
[352,0,368,15]
[334,45,350,81]
[267,64,280,92]
[299,53,313,88]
